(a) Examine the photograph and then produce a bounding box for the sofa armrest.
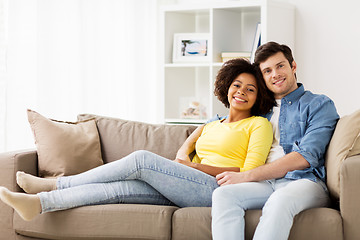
[340,154,360,240]
[0,149,38,239]
[0,149,38,191]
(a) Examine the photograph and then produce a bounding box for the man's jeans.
[211,178,330,240]
[38,150,219,213]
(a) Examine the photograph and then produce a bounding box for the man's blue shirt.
[208,83,339,182]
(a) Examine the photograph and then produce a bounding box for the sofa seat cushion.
[171,208,263,240]
[289,208,343,240]
[14,204,178,240]
[172,207,212,240]
[171,207,343,240]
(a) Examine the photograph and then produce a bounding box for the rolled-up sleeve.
[293,98,339,168]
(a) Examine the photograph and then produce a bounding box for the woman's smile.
[233,96,248,103]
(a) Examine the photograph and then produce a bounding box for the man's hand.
[216,171,249,186]
[217,152,311,186]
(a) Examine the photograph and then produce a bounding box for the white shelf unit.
[160,0,294,124]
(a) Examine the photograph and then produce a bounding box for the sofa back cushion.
[78,114,197,163]
[325,109,360,200]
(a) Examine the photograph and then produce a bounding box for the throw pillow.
[325,109,360,200]
[27,109,104,178]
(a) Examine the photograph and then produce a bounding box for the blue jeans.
[211,178,330,240]
[38,150,219,213]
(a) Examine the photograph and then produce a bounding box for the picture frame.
[172,33,210,63]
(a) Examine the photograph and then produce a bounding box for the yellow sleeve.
[192,154,202,163]
[240,118,273,172]
[191,121,213,164]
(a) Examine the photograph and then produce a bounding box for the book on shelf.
[250,22,261,63]
[221,52,251,62]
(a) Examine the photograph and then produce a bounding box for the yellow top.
[193,116,273,172]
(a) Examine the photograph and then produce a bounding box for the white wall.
[1,0,360,152]
[288,0,360,117]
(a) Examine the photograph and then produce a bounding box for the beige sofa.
[0,111,359,240]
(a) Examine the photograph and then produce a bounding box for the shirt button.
[288,101,292,105]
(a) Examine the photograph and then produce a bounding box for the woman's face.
[227,73,258,114]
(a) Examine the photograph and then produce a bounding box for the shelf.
[165,118,206,125]
[165,63,211,68]
[161,0,295,125]
[165,62,224,68]
[212,62,224,67]
[162,0,264,11]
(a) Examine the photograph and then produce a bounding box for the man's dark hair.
[214,58,275,116]
[254,41,294,67]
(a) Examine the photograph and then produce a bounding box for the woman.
[0,58,275,221]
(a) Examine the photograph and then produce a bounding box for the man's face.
[259,52,298,99]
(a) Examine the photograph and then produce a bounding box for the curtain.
[4,0,158,151]
[0,0,8,152]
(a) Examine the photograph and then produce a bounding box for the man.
[211,42,339,240]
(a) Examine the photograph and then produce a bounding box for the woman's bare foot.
[0,186,41,221]
[16,171,57,194]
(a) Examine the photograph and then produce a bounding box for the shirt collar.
[282,83,304,103]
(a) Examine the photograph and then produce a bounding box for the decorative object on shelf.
[221,52,251,62]
[172,33,211,63]
[250,22,261,63]
[180,98,207,119]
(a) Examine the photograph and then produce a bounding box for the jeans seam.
[124,164,217,189]
[42,195,119,212]
[42,192,169,212]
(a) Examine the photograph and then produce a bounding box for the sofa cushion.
[171,208,263,240]
[77,114,197,163]
[171,207,343,240]
[172,207,212,240]
[325,109,360,200]
[27,109,103,177]
[289,208,343,240]
[14,204,178,240]
[171,208,264,240]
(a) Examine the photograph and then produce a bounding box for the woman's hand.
[174,159,241,177]
[175,125,204,162]
[174,154,191,162]
[174,158,196,168]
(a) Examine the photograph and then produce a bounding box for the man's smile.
[273,77,286,85]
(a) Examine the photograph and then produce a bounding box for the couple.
[0,42,339,240]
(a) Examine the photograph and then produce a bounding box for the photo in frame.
[172,33,210,63]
